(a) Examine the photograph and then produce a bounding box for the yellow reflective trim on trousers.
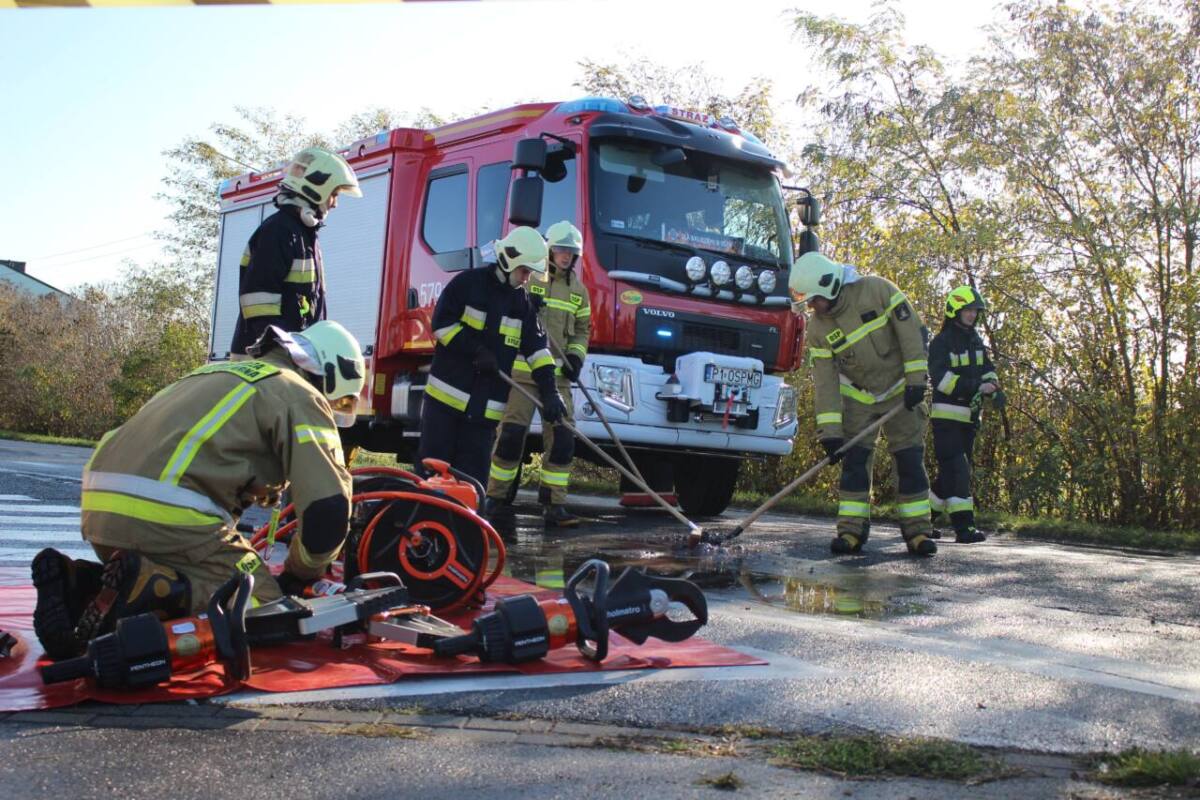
[897,500,931,518]
[485,406,505,421]
[929,492,946,512]
[838,500,871,518]
[567,342,587,357]
[904,359,927,373]
[242,303,282,319]
[490,463,518,482]
[82,491,224,527]
[513,359,532,373]
[295,424,339,449]
[529,350,555,370]
[809,347,833,359]
[426,383,468,412]
[931,402,972,422]
[830,292,908,354]
[816,412,843,426]
[160,382,257,485]
[947,496,974,513]
[541,469,570,487]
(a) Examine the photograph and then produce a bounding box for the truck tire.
[675,456,740,517]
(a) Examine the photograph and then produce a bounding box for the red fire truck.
[209,96,820,515]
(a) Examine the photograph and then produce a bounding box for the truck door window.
[476,161,511,246]
[421,167,468,257]
[537,154,577,234]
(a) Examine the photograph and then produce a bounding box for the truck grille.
[682,323,740,353]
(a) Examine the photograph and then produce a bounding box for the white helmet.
[788,252,845,304]
[495,226,549,275]
[256,321,365,427]
[280,147,362,210]
[545,220,582,277]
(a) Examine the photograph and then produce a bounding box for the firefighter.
[229,147,362,357]
[484,221,592,527]
[928,285,1003,543]
[789,252,937,557]
[418,226,565,490]
[31,321,364,659]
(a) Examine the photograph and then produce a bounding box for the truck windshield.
[590,140,791,268]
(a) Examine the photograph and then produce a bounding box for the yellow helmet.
[788,252,844,304]
[495,226,549,275]
[281,147,362,208]
[944,285,987,320]
[545,221,583,254]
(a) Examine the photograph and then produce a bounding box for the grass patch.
[1089,749,1200,787]
[769,734,1003,782]
[991,515,1200,554]
[594,734,740,759]
[0,429,96,448]
[696,771,744,791]
[335,723,425,739]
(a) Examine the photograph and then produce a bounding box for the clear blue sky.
[0,0,995,291]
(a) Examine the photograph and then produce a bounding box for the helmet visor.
[331,395,358,428]
[336,183,363,199]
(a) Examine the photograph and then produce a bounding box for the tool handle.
[497,372,700,534]
[40,655,92,684]
[730,403,905,537]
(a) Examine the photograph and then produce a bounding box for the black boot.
[906,535,938,557]
[954,526,986,544]
[482,496,514,522]
[830,531,865,554]
[32,548,104,659]
[75,550,191,644]
[543,504,580,528]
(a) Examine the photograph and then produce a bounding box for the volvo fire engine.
[209,96,821,516]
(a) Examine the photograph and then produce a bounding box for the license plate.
[704,364,762,388]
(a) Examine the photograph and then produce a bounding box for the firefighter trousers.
[84,524,282,615]
[417,396,499,490]
[486,376,575,505]
[836,396,933,545]
[930,420,977,532]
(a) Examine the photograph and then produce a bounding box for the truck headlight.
[685,256,707,283]
[735,265,755,290]
[773,385,797,428]
[710,260,731,286]
[757,270,777,294]
[594,365,635,412]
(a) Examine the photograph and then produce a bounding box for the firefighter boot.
[955,527,986,544]
[830,523,870,555]
[538,486,579,528]
[75,550,192,644]
[482,496,515,531]
[905,535,938,557]
[31,548,105,659]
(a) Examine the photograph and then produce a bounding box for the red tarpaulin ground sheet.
[0,569,763,712]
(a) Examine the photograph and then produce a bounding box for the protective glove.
[540,389,567,424]
[561,353,584,381]
[473,346,498,376]
[903,384,927,411]
[991,389,1007,410]
[819,437,845,465]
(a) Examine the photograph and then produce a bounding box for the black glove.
[819,437,845,465]
[473,347,498,376]
[903,384,927,411]
[991,389,1007,410]
[561,353,584,381]
[540,389,567,424]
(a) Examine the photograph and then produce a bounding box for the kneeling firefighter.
[32,321,364,659]
[417,226,565,489]
[928,285,1003,543]
[485,221,592,527]
[789,253,937,556]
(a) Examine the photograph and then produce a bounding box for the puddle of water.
[491,522,928,620]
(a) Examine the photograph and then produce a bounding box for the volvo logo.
[642,308,676,318]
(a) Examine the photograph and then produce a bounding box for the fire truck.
[209,96,821,516]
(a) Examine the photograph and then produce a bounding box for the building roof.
[0,261,69,298]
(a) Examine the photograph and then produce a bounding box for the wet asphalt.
[1,439,1197,758]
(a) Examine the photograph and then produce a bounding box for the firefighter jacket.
[428,266,557,423]
[229,205,326,356]
[928,322,999,425]
[82,350,352,572]
[806,276,929,440]
[513,267,592,384]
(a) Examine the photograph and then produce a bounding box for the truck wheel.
[675,456,741,517]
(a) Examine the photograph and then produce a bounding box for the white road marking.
[0,547,93,563]
[216,645,830,707]
[0,495,34,502]
[0,516,80,526]
[0,529,86,543]
[0,504,83,513]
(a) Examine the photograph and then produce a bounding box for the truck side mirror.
[799,195,822,227]
[509,176,544,227]
[795,228,820,258]
[513,138,547,172]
